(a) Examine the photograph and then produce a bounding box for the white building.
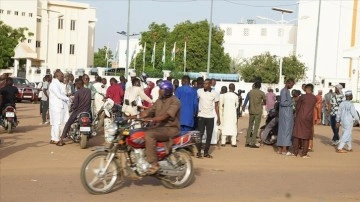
[0,0,96,79]
[296,0,359,87]
[115,38,142,69]
[220,22,297,60]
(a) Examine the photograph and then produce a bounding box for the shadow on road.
[15,124,49,133]
[0,135,47,159]
[315,134,332,146]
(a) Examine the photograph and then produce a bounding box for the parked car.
[12,77,39,103]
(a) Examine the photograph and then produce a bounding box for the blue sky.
[77,0,298,51]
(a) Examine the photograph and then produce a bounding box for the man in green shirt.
[245,81,266,148]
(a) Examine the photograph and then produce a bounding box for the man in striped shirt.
[329,84,344,146]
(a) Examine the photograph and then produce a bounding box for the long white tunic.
[93,82,106,114]
[336,100,359,148]
[49,79,69,125]
[221,92,239,136]
[122,86,153,116]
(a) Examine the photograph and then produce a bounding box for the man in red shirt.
[106,78,124,105]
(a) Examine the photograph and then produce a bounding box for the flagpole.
[142,42,146,72]
[206,0,214,77]
[125,0,131,77]
[152,42,156,69]
[183,41,186,73]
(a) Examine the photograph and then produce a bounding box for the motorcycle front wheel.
[160,149,194,189]
[80,151,120,195]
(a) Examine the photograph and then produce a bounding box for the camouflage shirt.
[330,93,344,116]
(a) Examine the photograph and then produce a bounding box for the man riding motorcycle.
[0,77,19,123]
[140,80,181,174]
[57,78,91,146]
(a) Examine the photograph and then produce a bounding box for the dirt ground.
[1,103,360,202]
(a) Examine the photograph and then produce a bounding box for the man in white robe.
[49,71,70,143]
[220,84,239,147]
[93,77,106,114]
[122,78,153,116]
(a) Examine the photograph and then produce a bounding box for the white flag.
[151,42,156,64]
[161,42,166,63]
[183,41,187,64]
[171,42,176,61]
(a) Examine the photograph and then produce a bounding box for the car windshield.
[13,78,30,85]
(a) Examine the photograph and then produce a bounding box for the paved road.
[1,103,360,202]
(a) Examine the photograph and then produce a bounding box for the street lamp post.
[271,7,293,89]
[313,0,322,84]
[124,0,131,78]
[206,0,214,77]
[41,9,63,74]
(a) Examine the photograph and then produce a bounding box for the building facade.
[220,23,297,61]
[0,0,96,77]
[296,0,359,85]
[114,38,142,69]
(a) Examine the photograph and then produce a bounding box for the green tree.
[0,21,33,69]
[94,46,113,67]
[238,52,306,83]
[133,20,231,74]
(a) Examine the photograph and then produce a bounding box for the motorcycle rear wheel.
[7,122,12,134]
[80,151,120,195]
[80,133,87,149]
[160,149,194,189]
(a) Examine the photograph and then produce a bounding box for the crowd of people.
[0,69,348,162]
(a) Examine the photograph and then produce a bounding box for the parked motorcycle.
[68,112,95,149]
[80,118,200,195]
[92,98,122,143]
[259,101,280,145]
[1,105,17,133]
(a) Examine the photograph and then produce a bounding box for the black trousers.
[41,100,49,123]
[61,113,77,139]
[196,117,214,155]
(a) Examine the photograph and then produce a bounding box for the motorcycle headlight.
[122,129,130,136]
[105,123,118,136]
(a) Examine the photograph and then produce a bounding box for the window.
[278,28,284,37]
[0,9,4,14]
[29,13,33,17]
[37,18,41,23]
[58,19,63,29]
[243,28,249,36]
[226,27,232,36]
[70,44,75,55]
[28,39,32,43]
[261,28,267,36]
[22,12,25,16]
[70,20,76,31]
[7,10,11,15]
[57,43,63,54]
[36,41,41,48]
[15,11,18,15]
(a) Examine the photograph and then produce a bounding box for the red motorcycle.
[2,105,17,133]
[80,118,200,194]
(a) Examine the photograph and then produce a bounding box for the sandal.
[336,149,347,153]
[146,164,160,175]
[203,154,213,158]
[50,140,58,144]
[345,149,353,152]
[56,142,66,146]
[196,153,203,159]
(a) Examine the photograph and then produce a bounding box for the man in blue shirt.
[175,75,198,131]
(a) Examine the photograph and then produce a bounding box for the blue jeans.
[330,115,339,141]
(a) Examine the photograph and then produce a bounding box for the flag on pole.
[171,42,176,61]
[142,42,146,64]
[114,41,119,66]
[151,42,156,64]
[131,45,137,61]
[183,41,187,64]
[105,42,110,60]
[161,42,166,63]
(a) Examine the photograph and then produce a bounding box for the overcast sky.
[76,0,298,50]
